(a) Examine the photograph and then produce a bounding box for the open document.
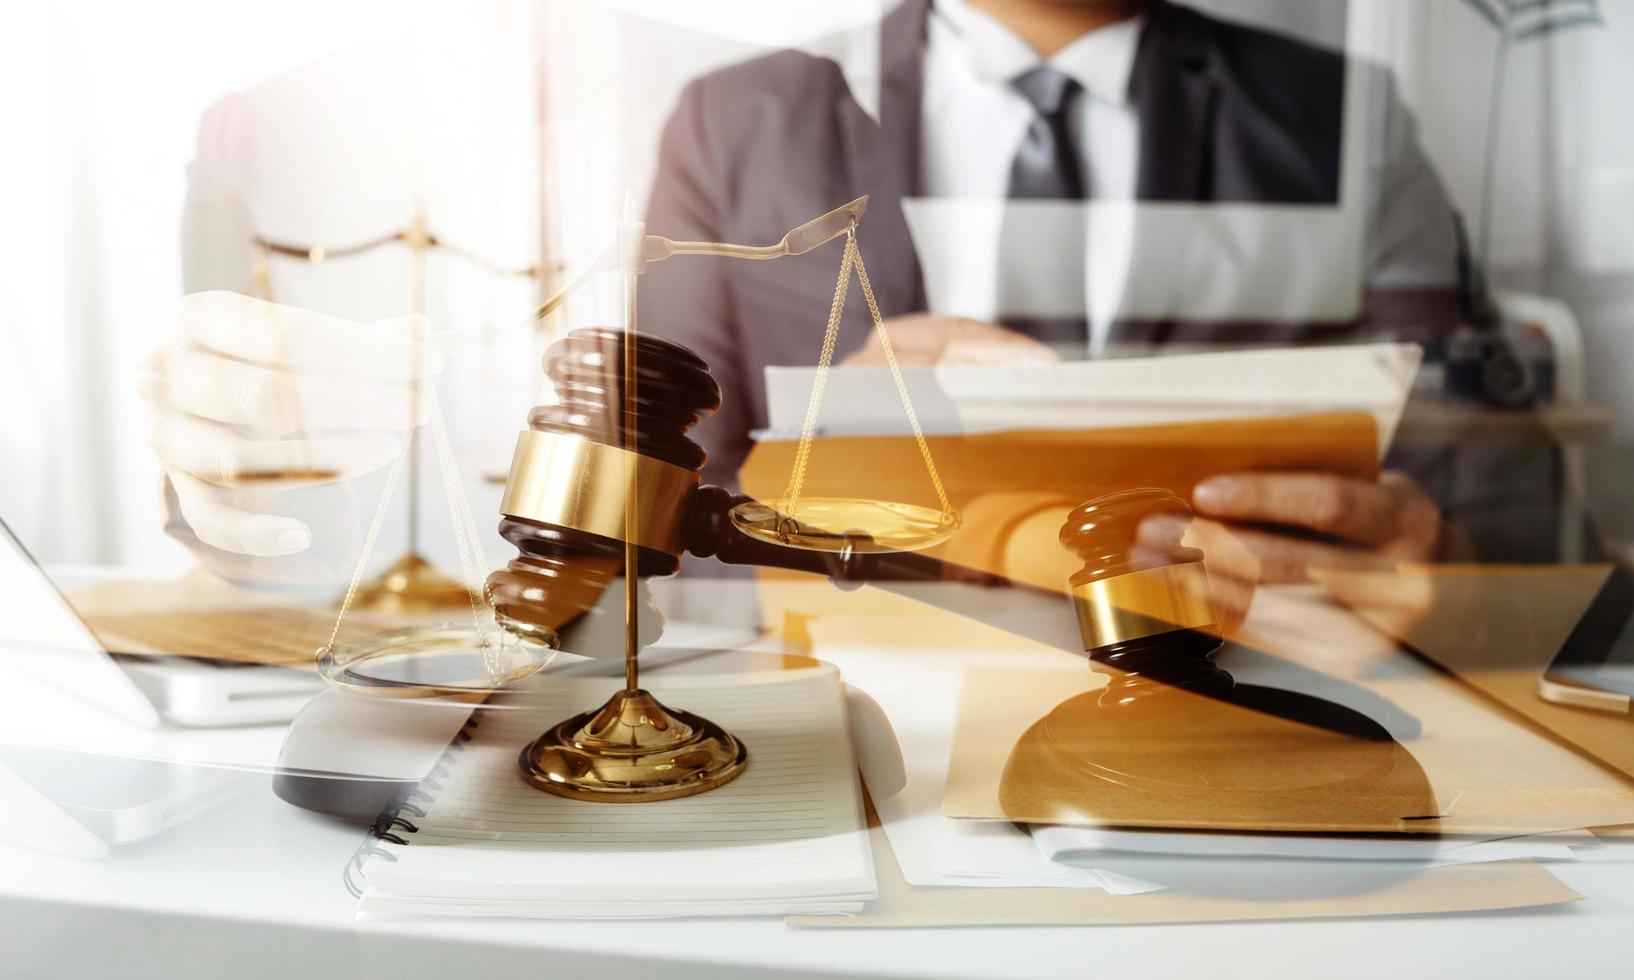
[761,342,1422,462]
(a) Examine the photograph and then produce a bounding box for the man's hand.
[140,292,439,559]
[1179,470,1446,584]
[841,314,1057,367]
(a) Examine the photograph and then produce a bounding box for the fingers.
[940,319,1056,365]
[1377,470,1447,562]
[159,347,429,434]
[940,334,1057,365]
[1138,514,1259,632]
[842,314,941,367]
[152,296,439,561]
[135,349,166,406]
[175,292,441,380]
[1197,524,1392,584]
[1192,472,1409,547]
[170,473,313,557]
[153,414,402,486]
[1311,565,1439,639]
[843,315,1056,367]
[1206,568,1256,635]
[1181,515,1262,583]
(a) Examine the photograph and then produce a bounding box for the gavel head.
[484,328,719,646]
[1058,488,1233,708]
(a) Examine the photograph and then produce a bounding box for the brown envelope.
[940,580,1634,835]
[741,411,1379,587]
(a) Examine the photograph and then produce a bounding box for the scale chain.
[316,370,497,668]
[425,385,499,665]
[780,232,854,511]
[780,229,953,523]
[851,235,953,516]
[320,425,410,657]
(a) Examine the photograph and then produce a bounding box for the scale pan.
[318,625,557,701]
[729,497,961,553]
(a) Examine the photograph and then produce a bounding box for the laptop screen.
[0,516,161,727]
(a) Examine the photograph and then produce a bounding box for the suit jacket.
[641,0,1562,561]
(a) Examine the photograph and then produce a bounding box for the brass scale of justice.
[316,194,965,801]
[313,196,1424,813]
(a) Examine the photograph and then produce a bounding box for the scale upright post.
[351,204,471,611]
[516,196,749,802]
[619,197,644,697]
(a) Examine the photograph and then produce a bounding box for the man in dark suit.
[641,0,1536,603]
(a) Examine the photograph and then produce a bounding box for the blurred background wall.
[2,0,1630,571]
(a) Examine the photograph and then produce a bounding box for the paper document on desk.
[1032,826,1588,897]
[1033,825,1586,866]
[351,663,874,919]
[804,614,1602,900]
[762,342,1421,461]
[804,619,1153,893]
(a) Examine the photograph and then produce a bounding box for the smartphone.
[1537,564,1634,715]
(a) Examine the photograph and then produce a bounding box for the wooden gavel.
[486,328,1230,704]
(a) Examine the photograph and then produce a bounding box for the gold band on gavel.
[498,430,698,556]
[1069,561,1218,650]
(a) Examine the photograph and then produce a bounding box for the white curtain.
[0,0,537,569]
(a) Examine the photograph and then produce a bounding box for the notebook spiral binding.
[344,712,482,899]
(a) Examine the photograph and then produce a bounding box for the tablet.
[1538,564,1634,715]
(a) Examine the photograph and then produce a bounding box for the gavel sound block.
[999,489,1434,833]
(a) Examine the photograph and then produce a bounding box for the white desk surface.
[3,576,1633,979]
[3,780,1631,980]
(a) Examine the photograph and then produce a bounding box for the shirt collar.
[932,0,1144,106]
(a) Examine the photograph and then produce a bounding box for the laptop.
[0,516,327,729]
[0,518,326,853]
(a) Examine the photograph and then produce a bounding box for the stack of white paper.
[1033,825,1584,875]
[805,631,1145,893]
[354,666,875,919]
[761,342,1422,462]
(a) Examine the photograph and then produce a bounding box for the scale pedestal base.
[350,553,470,612]
[519,689,748,802]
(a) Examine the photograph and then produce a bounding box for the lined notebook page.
[360,665,874,913]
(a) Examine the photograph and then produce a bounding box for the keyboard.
[84,608,349,667]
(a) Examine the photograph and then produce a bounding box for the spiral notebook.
[346,663,875,918]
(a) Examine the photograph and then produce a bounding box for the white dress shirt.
[921,0,1143,201]
[919,1,1144,354]
[908,1,1459,358]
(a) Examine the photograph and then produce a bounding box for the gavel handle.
[682,486,1085,653]
[677,489,1399,739]
[683,486,992,583]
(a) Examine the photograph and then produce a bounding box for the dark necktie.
[998,67,1091,353]
[1008,67,1086,200]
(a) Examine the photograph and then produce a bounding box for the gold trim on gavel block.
[1069,561,1217,650]
[498,430,698,556]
